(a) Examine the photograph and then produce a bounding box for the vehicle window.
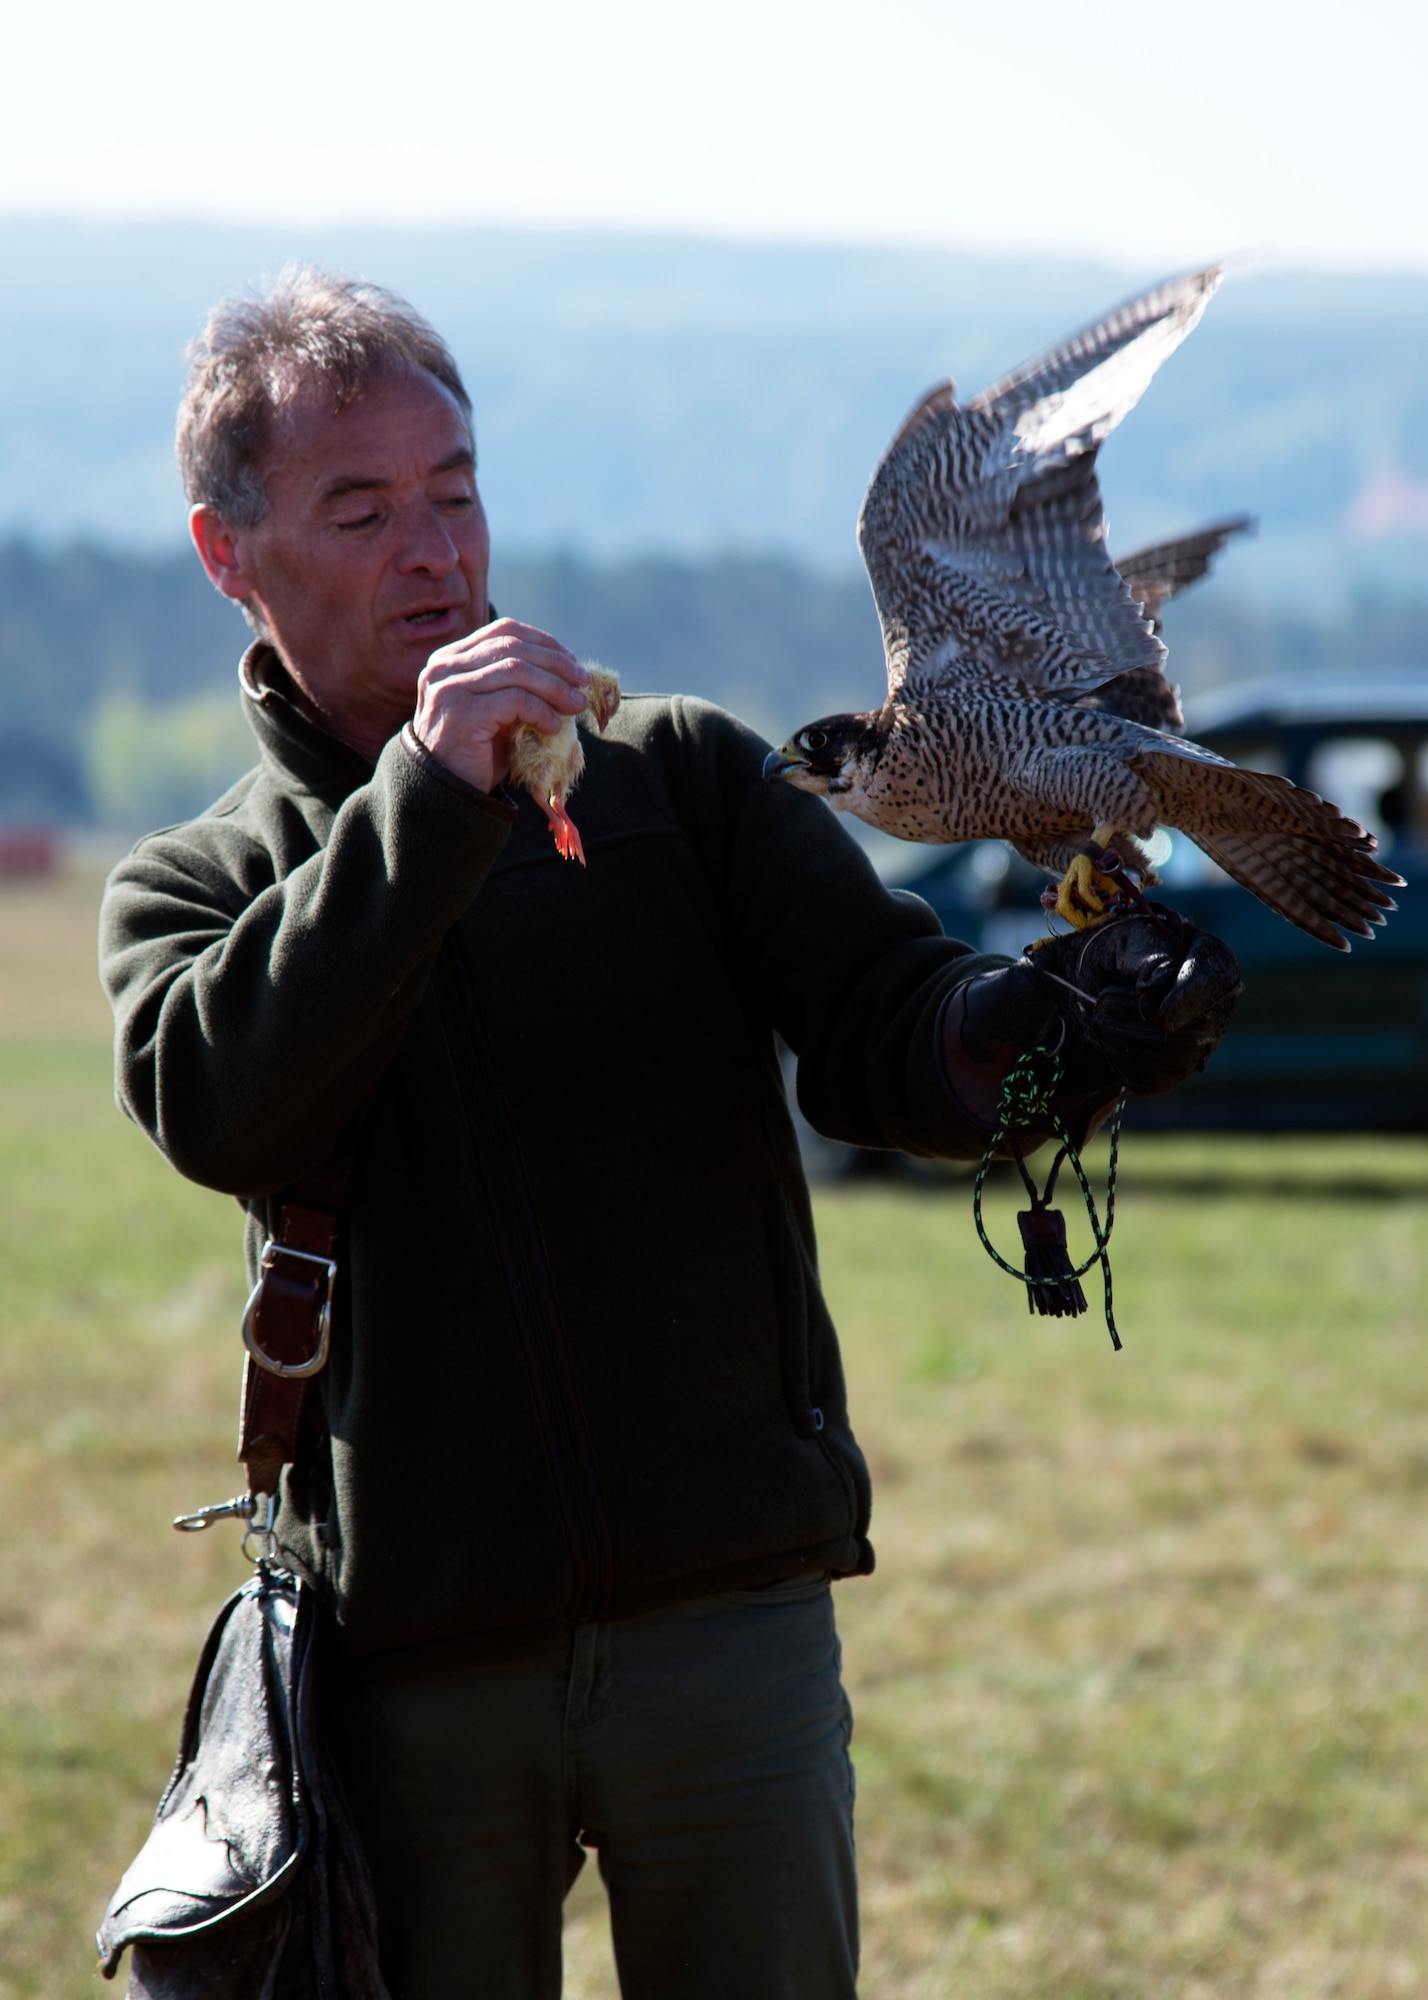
[1305,737,1405,851]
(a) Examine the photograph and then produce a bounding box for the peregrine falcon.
[764,269,1401,950]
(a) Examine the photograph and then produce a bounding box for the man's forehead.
[269,366,474,488]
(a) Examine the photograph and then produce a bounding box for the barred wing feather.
[1115,516,1256,631]
[857,267,1223,702]
[1085,516,1255,732]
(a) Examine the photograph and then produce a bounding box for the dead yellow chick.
[508,662,621,864]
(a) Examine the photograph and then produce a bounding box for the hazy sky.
[6,0,1423,271]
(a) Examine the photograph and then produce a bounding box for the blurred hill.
[5,219,1428,610]
[3,537,1426,831]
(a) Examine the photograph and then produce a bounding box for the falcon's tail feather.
[1132,749,1403,951]
[1186,831,1398,950]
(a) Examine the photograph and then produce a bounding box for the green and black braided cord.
[971,1041,1127,1351]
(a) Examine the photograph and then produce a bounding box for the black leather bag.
[97,1563,389,1999]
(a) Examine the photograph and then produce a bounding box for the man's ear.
[190,505,259,606]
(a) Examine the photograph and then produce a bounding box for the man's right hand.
[411,617,590,795]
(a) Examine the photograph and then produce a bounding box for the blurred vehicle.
[897,677,1428,1134]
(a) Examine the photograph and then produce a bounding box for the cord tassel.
[1016,1206,1088,1318]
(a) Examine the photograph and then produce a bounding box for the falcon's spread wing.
[857,267,1222,702]
[1079,516,1257,733]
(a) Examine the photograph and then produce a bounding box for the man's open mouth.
[401,604,463,629]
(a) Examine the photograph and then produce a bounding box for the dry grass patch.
[826,1152,1428,2000]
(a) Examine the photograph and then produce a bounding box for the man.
[99,267,1233,1999]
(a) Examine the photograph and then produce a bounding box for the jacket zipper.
[432,940,614,1622]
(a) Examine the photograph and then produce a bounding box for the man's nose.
[396,502,460,574]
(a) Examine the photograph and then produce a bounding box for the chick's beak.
[763,746,806,783]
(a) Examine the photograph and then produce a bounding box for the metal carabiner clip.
[173,1494,255,1532]
[172,1490,279,1566]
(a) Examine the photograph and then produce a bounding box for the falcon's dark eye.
[803,728,828,752]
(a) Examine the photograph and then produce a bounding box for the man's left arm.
[670,699,1237,1155]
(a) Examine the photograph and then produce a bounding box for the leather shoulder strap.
[238,1153,351,1498]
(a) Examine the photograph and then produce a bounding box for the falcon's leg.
[1053,824,1122,928]
[1014,753,1160,928]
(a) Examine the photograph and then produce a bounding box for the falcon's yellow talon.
[1055,854,1104,927]
[1054,852,1122,928]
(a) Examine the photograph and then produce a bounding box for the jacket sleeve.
[666,698,1011,1159]
[98,730,516,1197]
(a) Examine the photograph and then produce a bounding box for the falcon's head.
[762,712,884,813]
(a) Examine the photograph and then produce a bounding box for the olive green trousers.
[330,1578,858,1999]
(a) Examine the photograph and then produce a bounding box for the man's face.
[193,366,490,748]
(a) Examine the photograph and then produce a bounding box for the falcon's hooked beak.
[763,717,870,800]
[763,724,836,794]
[762,746,806,783]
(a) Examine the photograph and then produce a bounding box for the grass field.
[1,870,1426,1999]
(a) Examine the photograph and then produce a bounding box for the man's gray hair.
[176,264,473,526]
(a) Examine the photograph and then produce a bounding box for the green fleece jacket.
[99,647,1002,1666]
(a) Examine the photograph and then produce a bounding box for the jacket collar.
[239,642,378,799]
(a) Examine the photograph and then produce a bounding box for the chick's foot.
[540,795,587,865]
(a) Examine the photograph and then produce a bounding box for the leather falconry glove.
[942,911,1243,1136]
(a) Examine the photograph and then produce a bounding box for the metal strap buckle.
[240,1238,336,1379]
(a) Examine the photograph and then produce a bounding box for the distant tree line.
[1,537,1426,829]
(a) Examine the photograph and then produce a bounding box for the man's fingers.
[418,683,573,746]
[429,639,586,684]
[476,659,588,711]
[419,655,588,715]
[494,688,576,736]
[430,618,587,687]
[481,615,577,653]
